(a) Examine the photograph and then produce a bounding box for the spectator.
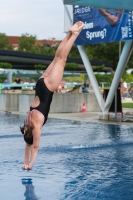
[82,86,89,93]
[121,81,128,95]
[83,81,87,88]
[14,76,22,89]
[3,79,9,90]
[123,81,128,91]
[117,78,123,89]
[117,78,127,96]
[84,81,89,87]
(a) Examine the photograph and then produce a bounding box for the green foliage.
[0,62,12,69]
[1,30,133,73]
[18,33,37,53]
[37,46,56,56]
[93,65,105,72]
[64,76,82,83]
[65,62,79,70]
[95,74,114,83]
[82,41,133,70]
[68,45,81,58]
[122,74,133,82]
[17,33,58,55]
[64,76,76,82]
[34,64,46,73]
[64,73,133,85]
[0,33,13,50]
[80,73,86,82]
[64,73,87,83]
[122,103,133,108]
[0,76,7,83]
[83,42,122,70]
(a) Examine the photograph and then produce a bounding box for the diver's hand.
[22,164,28,170]
[27,165,32,171]
[22,164,32,170]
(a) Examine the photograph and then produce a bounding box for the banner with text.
[73,6,133,45]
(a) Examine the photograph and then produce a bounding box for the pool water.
[0,113,133,200]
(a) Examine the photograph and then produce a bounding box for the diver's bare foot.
[69,21,84,34]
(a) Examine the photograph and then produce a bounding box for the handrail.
[0,83,35,87]
[0,82,82,89]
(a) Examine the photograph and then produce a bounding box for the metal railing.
[99,82,132,89]
[0,83,36,90]
[0,82,82,90]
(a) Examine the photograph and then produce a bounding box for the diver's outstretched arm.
[28,127,41,168]
[22,143,31,169]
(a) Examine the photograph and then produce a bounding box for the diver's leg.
[40,32,72,78]
[44,21,84,91]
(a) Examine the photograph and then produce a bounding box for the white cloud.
[0,0,68,40]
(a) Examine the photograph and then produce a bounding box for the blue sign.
[73,6,133,45]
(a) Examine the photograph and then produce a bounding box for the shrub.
[93,65,105,72]
[122,74,133,82]
[0,76,7,83]
[0,62,12,69]
[34,64,46,73]
[95,74,113,83]
[65,63,79,70]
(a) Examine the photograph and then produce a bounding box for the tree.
[68,45,80,58]
[67,42,123,70]
[84,42,120,69]
[38,45,56,56]
[0,33,13,50]
[18,33,37,53]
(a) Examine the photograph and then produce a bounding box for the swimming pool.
[0,112,133,200]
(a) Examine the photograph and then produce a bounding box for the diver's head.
[20,121,33,145]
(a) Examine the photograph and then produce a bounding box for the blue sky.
[0,0,67,40]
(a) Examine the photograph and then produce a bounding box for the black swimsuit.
[30,78,54,125]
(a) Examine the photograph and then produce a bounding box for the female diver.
[20,21,84,170]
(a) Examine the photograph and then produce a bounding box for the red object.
[61,82,65,89]
[81,103,86,112]
[55,88,59,93]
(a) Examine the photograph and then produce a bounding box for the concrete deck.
[48,98,133,126]
[48,108,133,127]
[3,107,132,127]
